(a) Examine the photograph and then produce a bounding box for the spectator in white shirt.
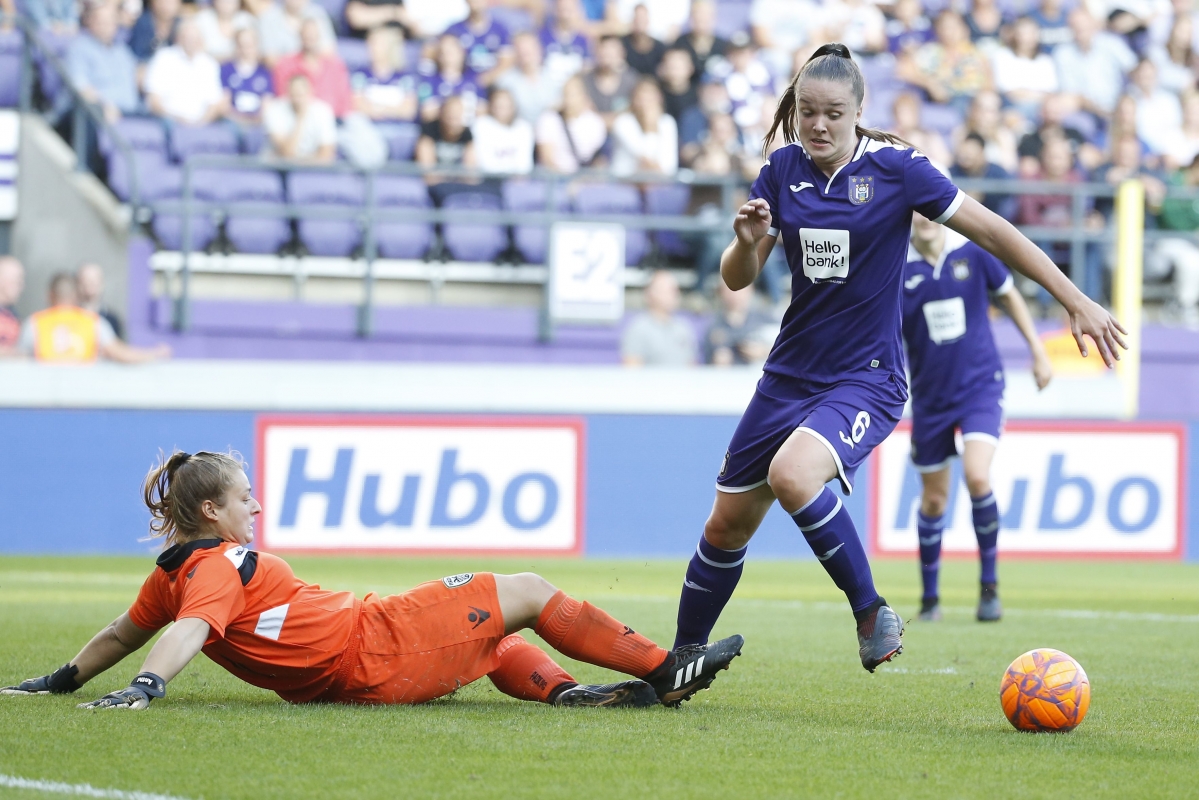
[1148,14,1197,95]
[496,32,563,126]
[612,0,690,42]
[403,0,468,38]
[264,73,337,162]
[195,0,255,62]
[257,0,336,67]
[1162,88,1199,169]
[536,74,608,173]
[472,87,534,174]
[821,0,887,56]
[750,0,822,79]
[145,19,228,125]
[992,16,1061,120]
[611,77,678,176]
[1053,7,1137,116]
[1130,57,1184,155]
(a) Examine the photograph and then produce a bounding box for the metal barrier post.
[17,24,33,112]
[357,170,377,338]
[174,162,193,331]
[71,102,88,172]
[1069,187,1087,297]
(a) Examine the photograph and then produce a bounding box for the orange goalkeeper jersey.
[127,539,361,703]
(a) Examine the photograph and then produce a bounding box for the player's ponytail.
[143,450,246,548]
[763,42,915,156]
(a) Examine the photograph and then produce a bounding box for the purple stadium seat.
[503,180,569,264]
[170,123,240,163]
[714,0,752,41]
[206,169,291,255]
[572,183,648,266]
[337,37,370,74]
[376,121,420,161]
[373,175,432,259]
[107,149,179,202]
[151,167,218,251]
[442,191,507,263]
[644,184,692,260]
[34,31,72,110]
[100,117,168,157]
[0,31,21,108]
[290,171,365,257]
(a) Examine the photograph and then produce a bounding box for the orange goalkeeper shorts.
[330,571,507,705]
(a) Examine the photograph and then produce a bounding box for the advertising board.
[872,422,1185,558]
[257,415,584,555]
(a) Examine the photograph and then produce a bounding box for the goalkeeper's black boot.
[550,681,658,708]
[644,634,744,708]
[857,599,903,672]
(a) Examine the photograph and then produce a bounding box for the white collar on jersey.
[907,229,970,279]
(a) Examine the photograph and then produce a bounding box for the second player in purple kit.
[902,214,1053,623]
[671,43,1126,676]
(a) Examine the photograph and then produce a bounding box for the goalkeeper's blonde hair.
[142,451,246,548]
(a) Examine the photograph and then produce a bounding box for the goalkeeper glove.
[1,663,81,695]
[77,672,166,710]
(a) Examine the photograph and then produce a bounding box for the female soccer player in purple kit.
[902,214,1052,623]
[672,43,1126,673]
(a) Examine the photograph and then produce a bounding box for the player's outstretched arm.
[2,612,157,697]
[995,288,1053,391]
[78,617,209,711]
[945,195,1128,367]
[721,199,776,291]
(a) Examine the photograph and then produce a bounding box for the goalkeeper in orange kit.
[3,451,743,709]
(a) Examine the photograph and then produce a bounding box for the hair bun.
[809,43,853,62]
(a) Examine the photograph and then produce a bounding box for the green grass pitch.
[2,555,1198,799]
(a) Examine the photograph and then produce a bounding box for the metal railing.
[159,156,745,334]
[7,12,140,206]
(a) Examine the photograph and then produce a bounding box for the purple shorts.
[909,395,1005,473]
[717,371,907,495]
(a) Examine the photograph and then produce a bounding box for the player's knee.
[704,511,752,550]
[767,460,821,512]
[921,491,948,517]
[965,473,992,499]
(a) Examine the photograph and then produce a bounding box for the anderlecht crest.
[952,259,971,280]
[849,175,874,205]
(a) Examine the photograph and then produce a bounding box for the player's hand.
[1032,349,1053,391]
[1,663,81,695]
[733,199,772,247]
[1068,297,1127,368]
[78,672,165,711]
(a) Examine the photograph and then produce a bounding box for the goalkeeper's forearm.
[70,612,158,684]
[138,617,210,684]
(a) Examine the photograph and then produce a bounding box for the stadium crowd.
[5,0,1199,359]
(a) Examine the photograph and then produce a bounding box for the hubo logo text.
[257,417,584,554]
[873,425,1183,557]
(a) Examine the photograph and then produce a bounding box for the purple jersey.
[445,17,510,74]
[351,67,418,111]
[749,138,964,386]
[901,231,1014,413]
[221,62,273,116]
[541,28,591,76]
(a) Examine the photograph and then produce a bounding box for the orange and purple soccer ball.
[1000,648,1091,732]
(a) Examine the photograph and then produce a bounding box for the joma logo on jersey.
[849,175,874,205]
[799,228,850,284]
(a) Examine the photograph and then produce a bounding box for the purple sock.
[673,537,748,648]
[791,486,879,614]
[972,492,1000,586]
[917,511,944,601]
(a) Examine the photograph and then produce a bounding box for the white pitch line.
[0,774,190,800]
[591,594,1199,623]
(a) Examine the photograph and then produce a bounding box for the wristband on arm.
[77,671,166,710]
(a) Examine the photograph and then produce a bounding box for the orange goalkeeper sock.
[488,634,576,703]
[534,591,670,679]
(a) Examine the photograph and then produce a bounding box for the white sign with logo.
[0,110,19,221]
[873,425,1183,557]
[548,222,625,322]
[258,418,583,553]
[799,227,849,283]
